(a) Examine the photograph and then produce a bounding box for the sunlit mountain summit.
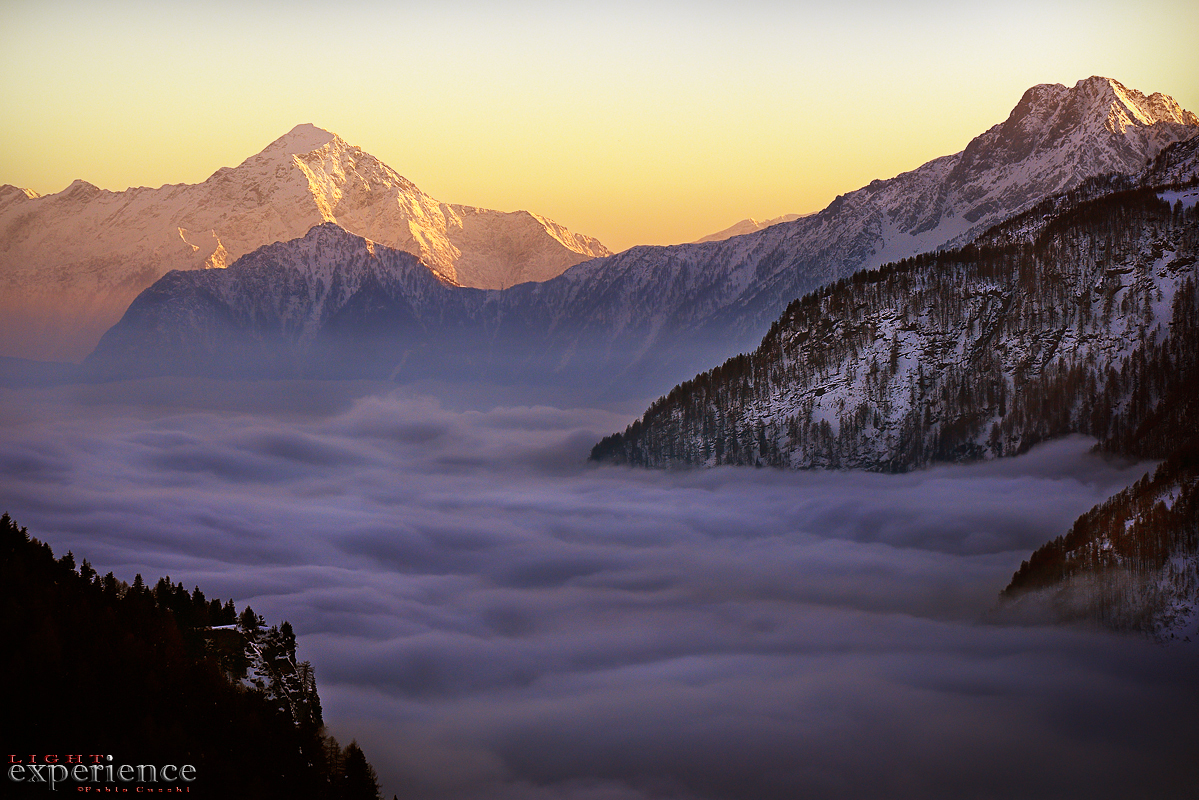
[0,124,609,361]
[85,77,1199,396]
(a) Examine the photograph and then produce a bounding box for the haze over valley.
[4,379,1199,798]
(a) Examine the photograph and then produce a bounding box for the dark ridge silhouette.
[0,513,383,799]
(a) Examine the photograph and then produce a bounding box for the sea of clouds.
[2,378,1197,799]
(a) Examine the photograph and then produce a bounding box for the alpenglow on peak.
[256,123,339,158]
[1002,76,1199,153]
[0,124,611,361]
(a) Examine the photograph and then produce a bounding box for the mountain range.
[10,76,1199,640]
[84,77,1199,395]
[0,124,609,361]
[590,145,1199,470]
[588,134,1199,639]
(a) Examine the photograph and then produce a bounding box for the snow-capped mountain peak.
[257,122,339,157]
[965,77,1197,177]
[0,185,40,213]
[84,77,1199,397]
[0,125,610,361]
[1081,76,1199,131]
[694,214,805,243]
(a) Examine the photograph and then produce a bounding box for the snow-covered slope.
[422,76,1197,394]
[531,77,1198,383]
[590,150,1199,470]
[590,137,1199,638]
[88,223,492,378]
[86,78,1199,396]
[0,124,609,361]
[694,214,804,243]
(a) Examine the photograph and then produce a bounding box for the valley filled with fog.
[2,378,1196,799]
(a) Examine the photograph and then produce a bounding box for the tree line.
[592,188,1198,474]
[0,513,385,799]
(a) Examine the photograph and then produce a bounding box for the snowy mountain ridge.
[89,223,487,377]
[86,77,1199,396]
[176,224,453,344]
[590,144,1199,470]
[481,76,1199,388]
[588,133,1199,639]
[694,214,805,243]
[0,124,609,361]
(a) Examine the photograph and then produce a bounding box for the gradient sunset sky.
[3,0,1197,251]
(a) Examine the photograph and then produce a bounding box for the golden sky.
[2,0,1197,252]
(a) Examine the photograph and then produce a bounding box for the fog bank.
[1,379,1195,799]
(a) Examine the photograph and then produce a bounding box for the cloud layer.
[2,378,1196,799]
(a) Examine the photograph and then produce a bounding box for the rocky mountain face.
[0,124,608,361]
[83,79,1199,395]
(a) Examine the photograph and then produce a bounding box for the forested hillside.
[591,187,1198,471]
[591,144,1199,639]
[0,514,383,799]
[1001,445,1199,639]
